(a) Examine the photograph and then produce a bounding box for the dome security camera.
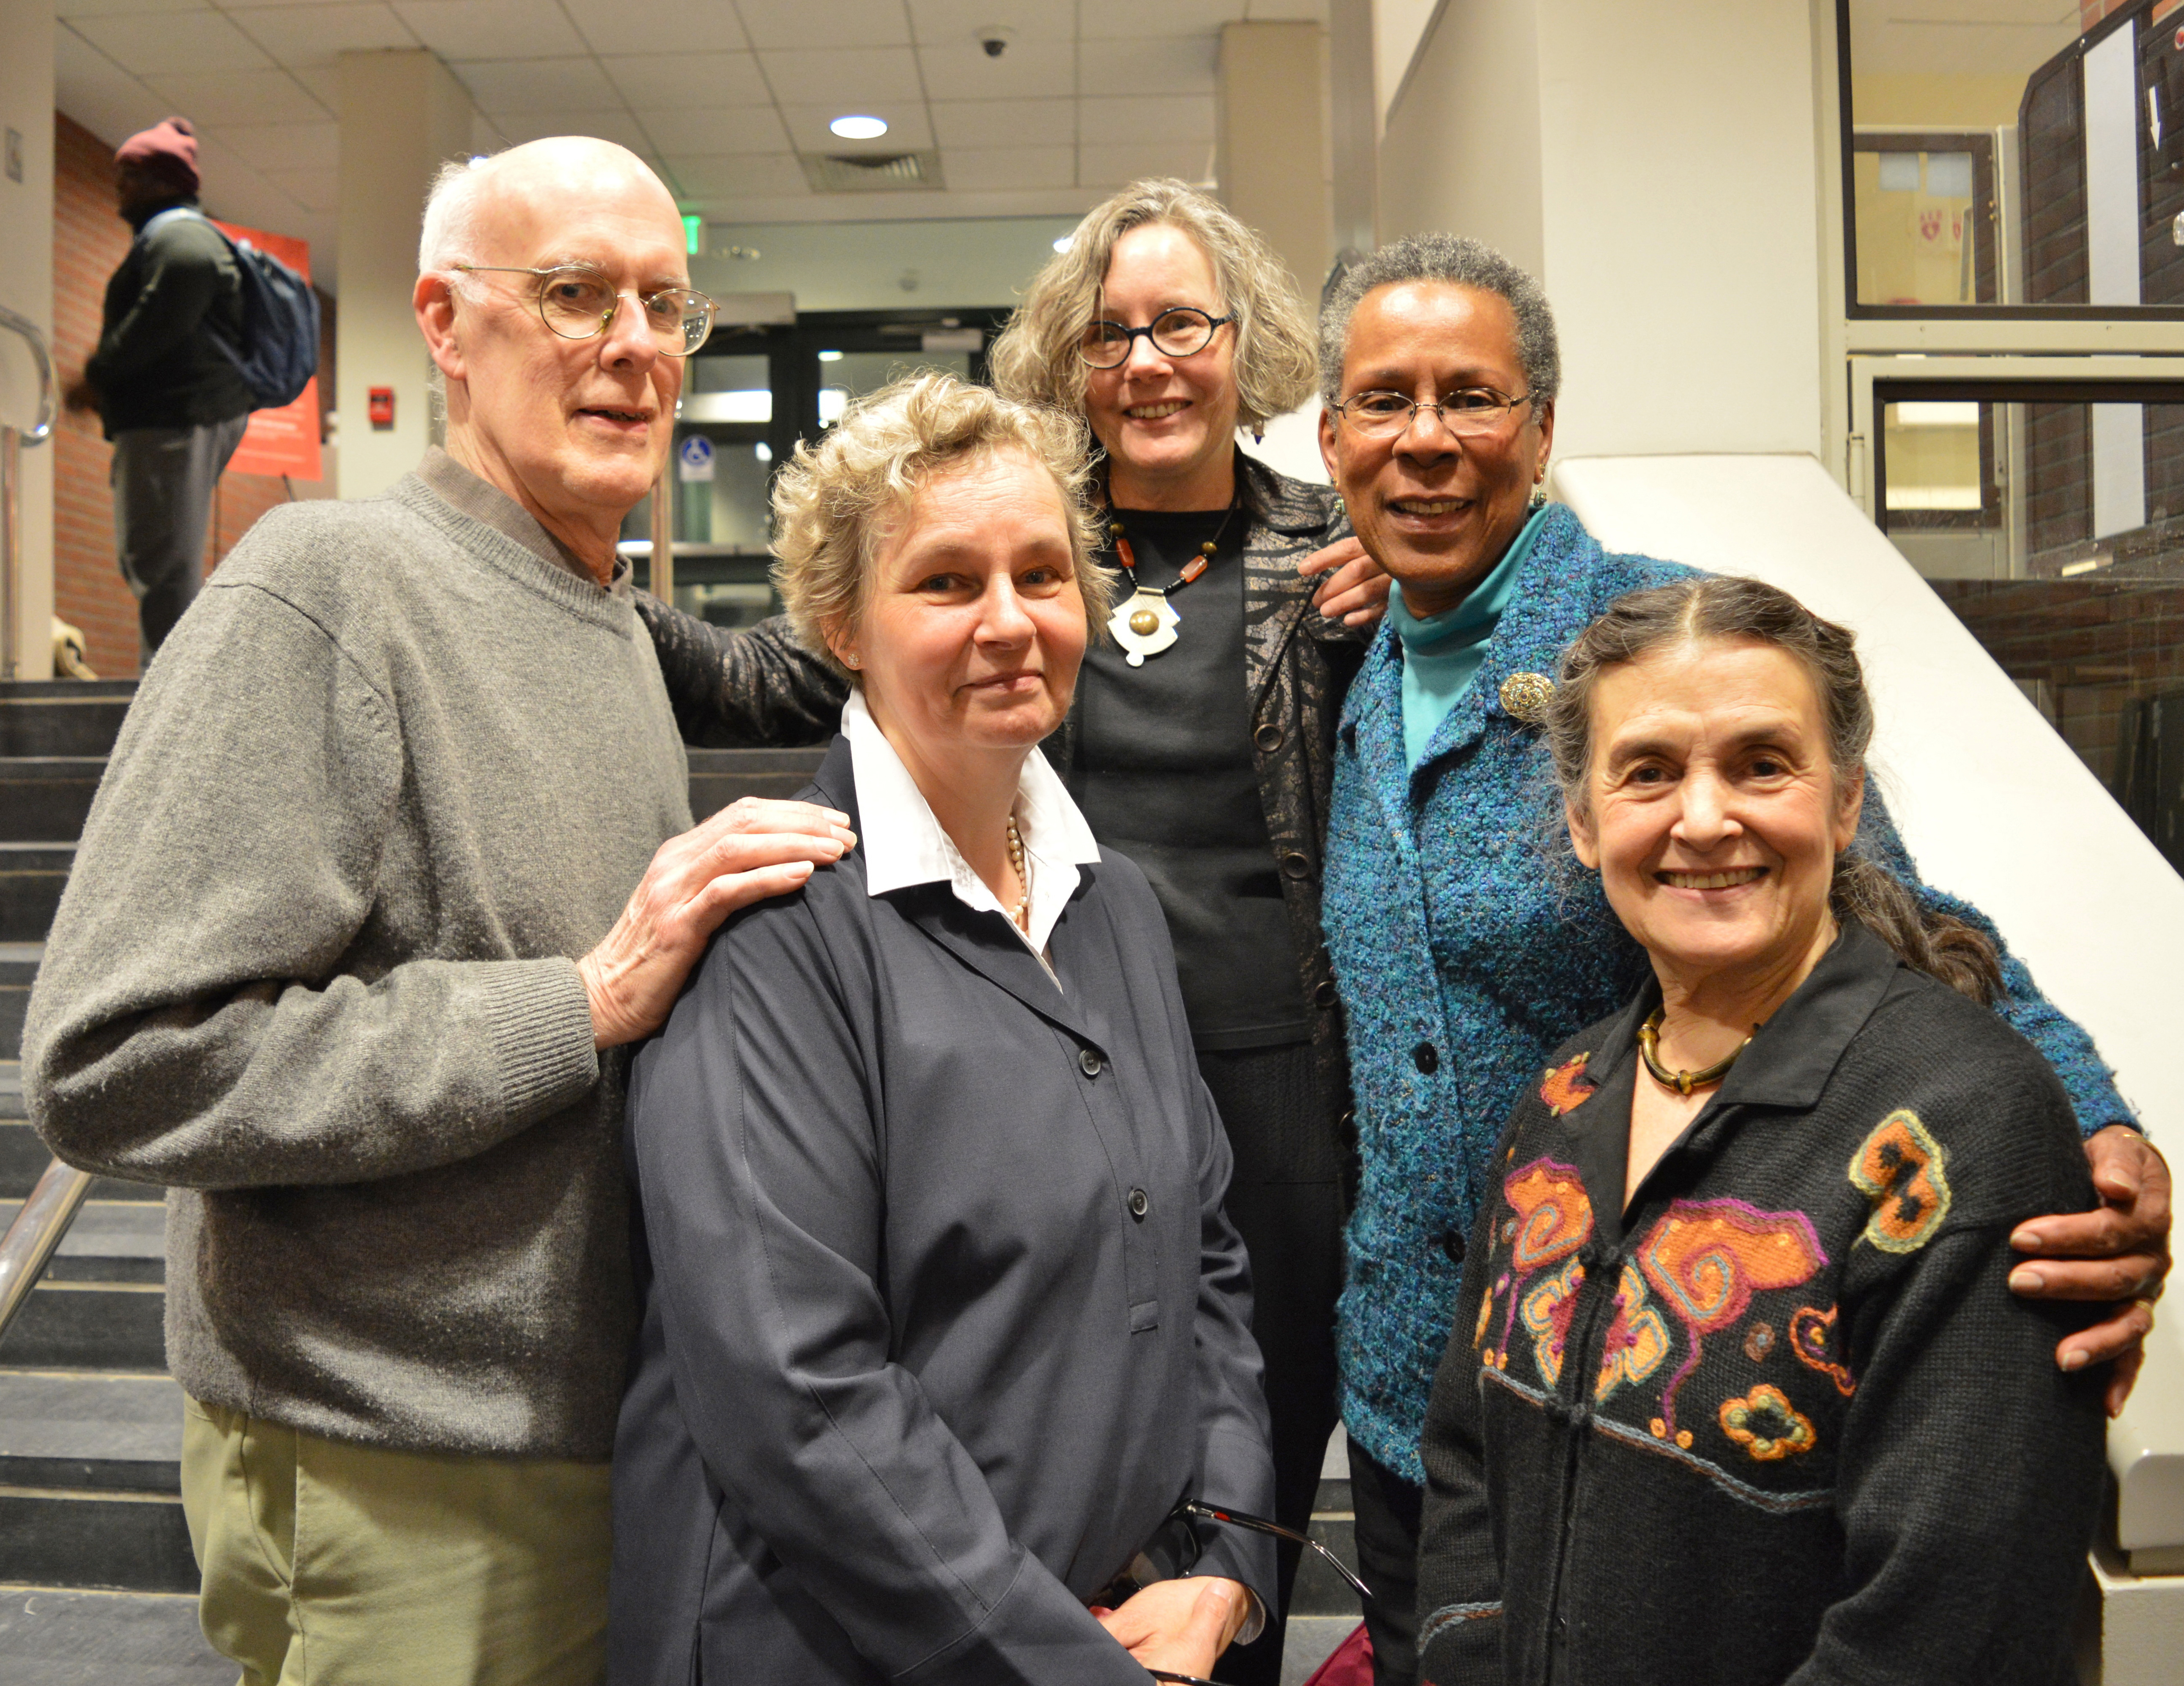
[978,25,1012,57]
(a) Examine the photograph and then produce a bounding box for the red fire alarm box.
[368,386,395,430]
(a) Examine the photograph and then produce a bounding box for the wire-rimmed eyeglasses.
[1138,1500,1371,1686]
[1331,385,1533,439]
[454,263,717,357]
[1077,306,1237,369]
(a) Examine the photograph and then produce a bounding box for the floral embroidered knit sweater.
[1412,924,2105,1686]
[1321,503,2134,1483]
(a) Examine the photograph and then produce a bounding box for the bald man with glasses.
[25,138,851,1686]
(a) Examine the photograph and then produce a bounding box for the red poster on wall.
[210,219,322,483]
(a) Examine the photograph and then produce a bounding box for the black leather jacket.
[633,452,1368,1146]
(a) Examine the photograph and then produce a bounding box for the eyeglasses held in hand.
[1331,386,1533,440]
[454,263,717,357]
[1137,1499,1371,1686]
[1077,306,1237,369]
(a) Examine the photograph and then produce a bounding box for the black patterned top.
[1415,923,2105,1686]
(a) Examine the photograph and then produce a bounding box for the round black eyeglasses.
[1078,306,1237,369]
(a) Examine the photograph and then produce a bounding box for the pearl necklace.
[1005,815,1031,933]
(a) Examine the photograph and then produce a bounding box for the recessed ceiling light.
[829,115,888,140]
[818,349,844,361]
[1052,235,1071,253]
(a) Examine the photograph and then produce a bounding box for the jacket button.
[1253,723,1284,753]
[1079,1047,1103,1077]
[1440,1232,1467,1265]
[1281,851,1311,880]
[1128,1187,1150,1219]
[1413,1041,1439,1075]
[1314,978,1339,1009]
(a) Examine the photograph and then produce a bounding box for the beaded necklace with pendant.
[1103,495,1242,669]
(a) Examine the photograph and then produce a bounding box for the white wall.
[690,216,1078,314]
[334,51,474,500]
[0,0,55,680]
[1377,0,1825,465]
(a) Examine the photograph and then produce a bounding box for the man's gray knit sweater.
[23,459,692,1462]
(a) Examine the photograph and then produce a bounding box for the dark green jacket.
[87,201,252,437]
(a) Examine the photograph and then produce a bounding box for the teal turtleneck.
[1391,501,1552,768]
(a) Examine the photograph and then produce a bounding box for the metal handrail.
[0,1158,94,1348]
[0,303,55,685]
[0,303,56,445]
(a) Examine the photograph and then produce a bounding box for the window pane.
[1845,1,2184,312]
[819,350,974,429]
[1885,392,2184,865]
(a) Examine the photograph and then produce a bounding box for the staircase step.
[0,1585,231,1684]
[0,848,72,945]
[0,1201,163,1285]
[0,1283,165,1372]
[0,762,103,847]
[687,747,830,820]
[0,1372,182,1495]
[0,1125,146,1205]
[0,949,29,1064]
[0,683,136,760]
[0,1489,197,1595]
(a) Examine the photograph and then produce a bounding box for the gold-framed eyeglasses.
[1077,306,1236,369]
[1332,386,1533,439]
[454,263,716,357]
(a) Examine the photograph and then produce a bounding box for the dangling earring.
[1252,425,1264,443]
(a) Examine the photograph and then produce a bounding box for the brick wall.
[51,111,323,678]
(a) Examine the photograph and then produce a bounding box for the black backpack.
[159,209,320,410]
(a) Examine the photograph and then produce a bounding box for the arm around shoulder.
[635,593,847,747]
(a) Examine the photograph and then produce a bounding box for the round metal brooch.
[1498,671,1557,726]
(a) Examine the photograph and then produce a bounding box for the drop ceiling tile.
[942,144,1074,191]
[906,0,1072,47]
[1079,0,1247,38]
[71,9,275,74]
[1078,139,1214,187]
[737,0,910,51]
[452,57,621,112]
[916,38,1072,101]
[1243,0,1326,17]
[1076,36,1217,97]
[662,153,809,198]
[562,0,750,55]
[215,119,340,172]
[142,67,331,124]
[602,52,769,110]
[777,102,932,152]
[390,0,588,61]
[54,26,173,150]
[929,98,1070,148]
[491,109,657,152]
[753,46,923,104]
[264,167,339,210]
[226,3,418,64]
[287,60,342,106]
[1077,94,1214,145]
[637,106,792,154]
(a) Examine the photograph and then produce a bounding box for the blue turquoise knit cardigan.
[1322,503,2135,1484]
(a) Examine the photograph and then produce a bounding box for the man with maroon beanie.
[63,117,253,659]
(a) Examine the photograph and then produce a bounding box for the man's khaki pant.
[181,1397,611,1686]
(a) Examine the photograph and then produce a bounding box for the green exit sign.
[682,214,704,256]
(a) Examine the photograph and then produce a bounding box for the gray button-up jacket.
[608,739,1277,1685]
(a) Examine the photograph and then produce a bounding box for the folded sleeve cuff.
[483,958,599,1126]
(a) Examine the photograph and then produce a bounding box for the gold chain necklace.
[1636,1009,1752,1097]
[1103,497,1242,668]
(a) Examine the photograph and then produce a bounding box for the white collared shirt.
[842,689,1103,980]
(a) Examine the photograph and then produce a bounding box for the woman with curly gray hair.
[635,182,1392,1684]
[610,373,1282,1686]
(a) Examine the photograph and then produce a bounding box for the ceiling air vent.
[799,150,945,193]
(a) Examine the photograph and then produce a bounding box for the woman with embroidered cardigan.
[1411,576,2103,1686]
